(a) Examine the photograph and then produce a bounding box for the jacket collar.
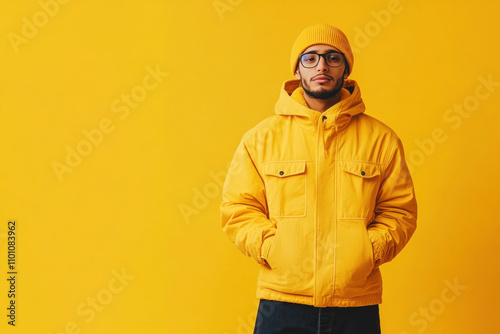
[274,78,366,131]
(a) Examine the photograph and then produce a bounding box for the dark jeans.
[253,299,381,334]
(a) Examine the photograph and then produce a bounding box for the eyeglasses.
[298,51,345,68]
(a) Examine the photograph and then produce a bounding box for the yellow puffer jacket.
[220,78,417,307]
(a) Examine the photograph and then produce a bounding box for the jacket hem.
[256,287,382,307]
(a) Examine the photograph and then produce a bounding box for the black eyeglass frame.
[298,51,346,68]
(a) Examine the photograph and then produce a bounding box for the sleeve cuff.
[368,230,385,268]
[259,235,274,266]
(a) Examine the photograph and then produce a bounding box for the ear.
[294,67,301,79]
[343,64,349,80]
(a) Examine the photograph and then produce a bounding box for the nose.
[316,55,329,72]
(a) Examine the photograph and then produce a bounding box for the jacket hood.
[275,78,366,131]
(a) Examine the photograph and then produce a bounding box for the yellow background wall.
[1,0,499,333]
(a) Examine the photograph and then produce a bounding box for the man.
[220,23,417,334]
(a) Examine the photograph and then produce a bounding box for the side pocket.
[262,161,307,217]
[335,219,375,295]
[367,232,375,269]
[257,220,315,296]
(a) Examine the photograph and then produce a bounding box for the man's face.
[294,44,348,100]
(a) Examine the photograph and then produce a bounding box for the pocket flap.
[340,161,380,179]
[262,161,306,178]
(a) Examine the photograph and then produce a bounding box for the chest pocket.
[338,161,381,219]
[262,161,307,218]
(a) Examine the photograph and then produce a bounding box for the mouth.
[312,76,332,84]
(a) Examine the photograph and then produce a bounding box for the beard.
[301,76,344,100]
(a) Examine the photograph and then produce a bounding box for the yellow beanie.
[290,23,354,77]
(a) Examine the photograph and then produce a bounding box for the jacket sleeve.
[220,137,276,266]
[368,135,417,267]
